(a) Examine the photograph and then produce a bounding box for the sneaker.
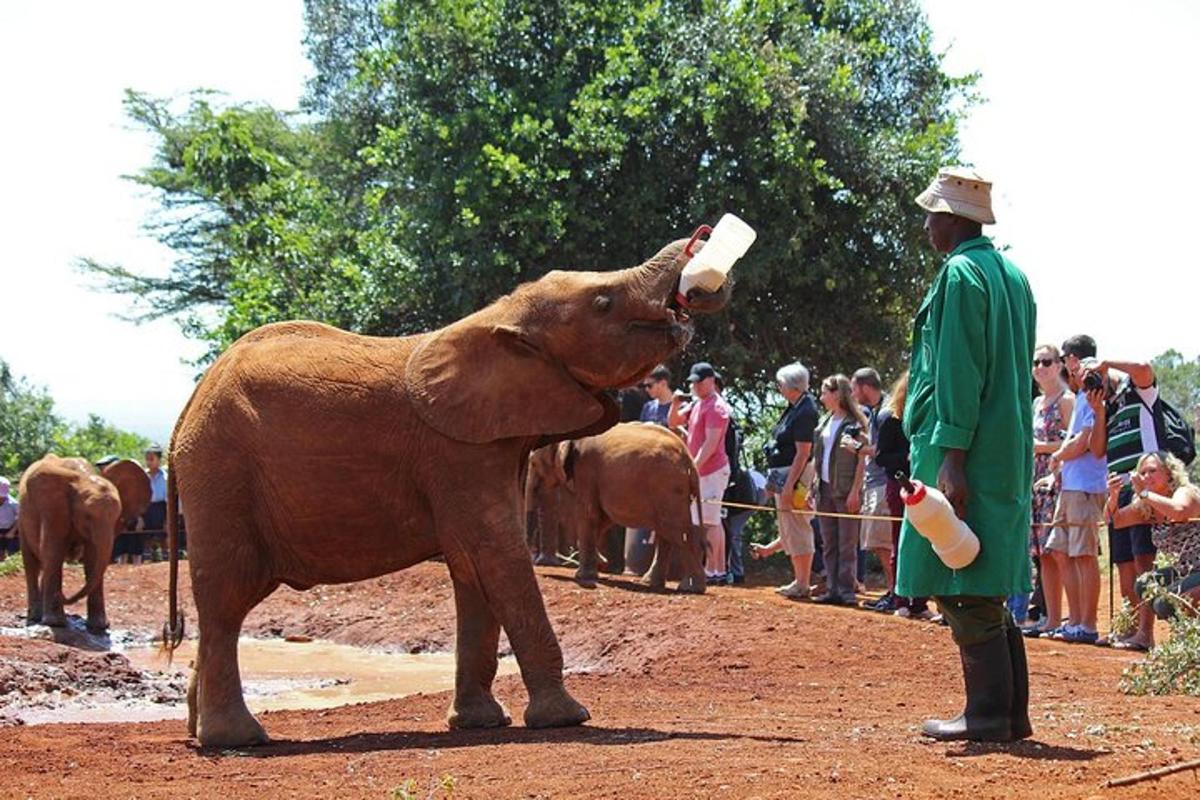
[867,593,898,613]
[1062,626,1099,645]
[777,582,811,600]
[1047,625,1076,641]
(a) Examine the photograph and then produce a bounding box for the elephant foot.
[41,610,67,628]
[25,610,43,626]
[524,687,590,729]
[196,707,270,749]
[676,575,706,594]
[448,694,512,729]
[574,570,599,589]
[86,617,109,634]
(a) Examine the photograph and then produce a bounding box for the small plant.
[391,774,456,800]
[1110,599,1136,639]
[1119,562,1200,697]
[0,555,23,578]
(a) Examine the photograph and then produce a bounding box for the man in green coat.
[896,167,1037,742]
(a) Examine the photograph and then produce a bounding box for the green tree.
[0,360,62,476]
[54,414,153,466]
[1151,349,1200,480]
[86,0,973,394]
[0,360,153,479]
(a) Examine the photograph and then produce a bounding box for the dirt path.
[1,562,1197,799]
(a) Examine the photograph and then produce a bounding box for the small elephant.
[165,237,731,748]
[526,423,707,593]
[17,455,151,632]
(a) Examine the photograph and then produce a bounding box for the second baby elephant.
[526,422,707,593]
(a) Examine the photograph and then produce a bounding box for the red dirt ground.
[1,561,1198,799]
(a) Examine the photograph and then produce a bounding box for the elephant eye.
[592,295,613,313]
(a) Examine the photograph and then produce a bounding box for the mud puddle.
[2,625,516,726]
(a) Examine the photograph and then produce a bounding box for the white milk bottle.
[899,477,980,570]
[678,213,757,299]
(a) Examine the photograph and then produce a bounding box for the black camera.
[1082,371,1104,392]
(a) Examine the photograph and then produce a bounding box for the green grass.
[0,555,23,577]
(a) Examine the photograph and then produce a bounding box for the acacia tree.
[86,0,973,395]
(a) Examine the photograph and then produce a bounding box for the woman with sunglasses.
[1021,345,1073,635]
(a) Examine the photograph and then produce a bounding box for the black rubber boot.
[1006,622,1033,740]
[922,632,1015,742]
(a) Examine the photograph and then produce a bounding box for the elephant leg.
[22,542,42,624]
[38,532,68,628]
[191,570,275,748]
[447,574,511,729]
[437,505,588,730]
[674,526,708,594]
[642,539,668,590]
[574,519,601,588]
[84,557,108,633]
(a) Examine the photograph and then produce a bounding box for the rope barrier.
[703,498,1200,527]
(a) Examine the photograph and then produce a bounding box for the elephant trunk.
[633,239,734,317]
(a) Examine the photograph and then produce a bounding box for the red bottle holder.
[676,223,713,308]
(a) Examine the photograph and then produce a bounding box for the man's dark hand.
[937,449,969,520]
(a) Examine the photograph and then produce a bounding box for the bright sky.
[2,1,1196,444]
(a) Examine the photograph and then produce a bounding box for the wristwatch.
[1138,488,1151,500]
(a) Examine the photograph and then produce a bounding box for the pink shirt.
[686,394,731,476]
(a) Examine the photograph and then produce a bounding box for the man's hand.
[1034,474,1056,494]
[1085,386,1106,414]
[938,449,969,520]
[845,490,862,515]
[779,489,794,512]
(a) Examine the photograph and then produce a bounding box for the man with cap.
[896,167,1037,741]
[0,477,19,559]
[670,361,732,582]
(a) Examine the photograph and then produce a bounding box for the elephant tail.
[63,520,107,606]
[161,464,185,659]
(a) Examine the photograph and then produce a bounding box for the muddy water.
[15,637,517,726]
[128,639,519,712]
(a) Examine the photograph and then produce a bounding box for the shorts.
[1045,490,1104,557]
[1109,524,1157,563]
[859,483,893,551]
[774,493,814,556]
[693,465,732,527]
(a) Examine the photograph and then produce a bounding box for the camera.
[673,388,692,401]
[1082,370,1105,392]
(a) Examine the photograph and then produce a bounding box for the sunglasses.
[1033,358,1057,367]
[638,382,654,389]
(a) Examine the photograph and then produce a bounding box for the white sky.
[2,1,1197,444]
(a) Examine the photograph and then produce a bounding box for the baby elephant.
[526,423,707,593]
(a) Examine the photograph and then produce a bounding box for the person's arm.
[1097,359,1155,389]
[667,395,689,428]
[779,442,812,511]
[931,260,988,517]
[1137,486,1200,522]
[1084,389,1108,459]
[845,448,867,514]
[1053,425,1093,463]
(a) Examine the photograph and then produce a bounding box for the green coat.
[895,237,1037,598]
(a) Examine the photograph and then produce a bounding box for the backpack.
[1134,391,1197,466]
[722,417,758,505]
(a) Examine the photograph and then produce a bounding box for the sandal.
[1111,639,1151,652]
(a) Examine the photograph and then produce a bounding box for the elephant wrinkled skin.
[526,423,707,592]
[18,456,150,632]
[167,238,731,748]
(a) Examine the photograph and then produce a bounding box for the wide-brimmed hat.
[915,167,996,225]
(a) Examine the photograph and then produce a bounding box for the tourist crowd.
[621,346,1200,648]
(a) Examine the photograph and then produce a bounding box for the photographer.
[1081,353,1163,650]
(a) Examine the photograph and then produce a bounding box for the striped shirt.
[1105,382,1160,474]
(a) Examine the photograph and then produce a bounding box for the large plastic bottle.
[899,478,980,570]
[678,213,757,299]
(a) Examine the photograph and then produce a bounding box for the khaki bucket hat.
[915,167,996,225]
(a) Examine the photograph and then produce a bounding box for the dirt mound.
[0,635,185,727]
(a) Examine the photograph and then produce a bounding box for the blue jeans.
[724,511,751,579]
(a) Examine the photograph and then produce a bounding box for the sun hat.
[915,167,996,225]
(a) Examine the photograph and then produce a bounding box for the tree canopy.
[0,360,152,479]
[84,0,974,395]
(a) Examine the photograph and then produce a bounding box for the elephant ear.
[406,322,611,444]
